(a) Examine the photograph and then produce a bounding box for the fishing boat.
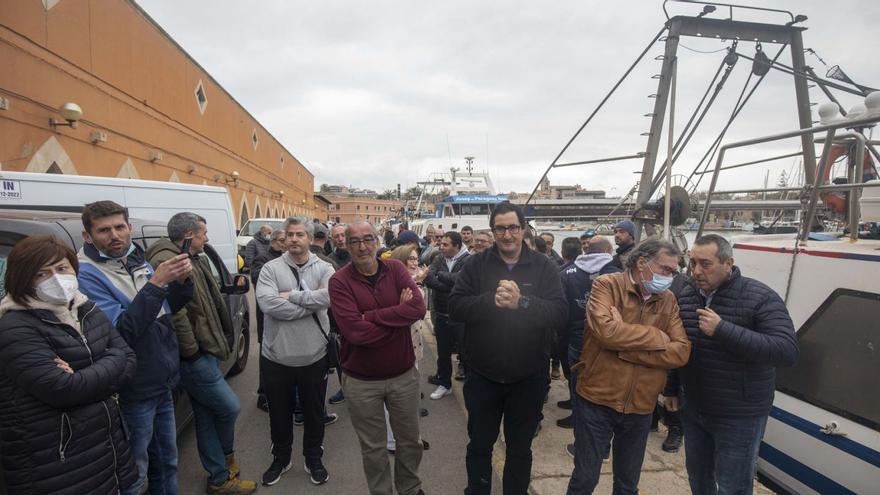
[525,1,880,492]
[407,164,508,237]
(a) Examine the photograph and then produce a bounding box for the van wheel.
[228,316,249,377]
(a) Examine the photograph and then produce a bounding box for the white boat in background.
[408,166,508,237]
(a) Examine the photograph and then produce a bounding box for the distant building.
[314,194,331,222]
[0,0,315,227]
[326,196,401,226]
[322,185,379,197]
[536,177,605,200]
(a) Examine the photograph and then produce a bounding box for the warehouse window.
[194,80,208,114]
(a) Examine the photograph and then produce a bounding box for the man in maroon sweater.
[328,222,427,495]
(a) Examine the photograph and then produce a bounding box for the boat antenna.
[464,156,475,175]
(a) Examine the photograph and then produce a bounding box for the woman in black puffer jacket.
[0,235,137,495]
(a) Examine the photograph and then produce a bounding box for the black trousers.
[256,307,265,396]
[463,371,548,495]
[262,355,328,460]
[434,314,461,388]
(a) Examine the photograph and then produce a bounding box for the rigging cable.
[649,43,739,196]
[687,43,791,193]
[525,25,668,205]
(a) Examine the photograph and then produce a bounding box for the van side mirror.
[223,274,250,295]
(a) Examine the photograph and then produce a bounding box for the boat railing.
[696,112,880,244]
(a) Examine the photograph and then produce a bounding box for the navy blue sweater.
[668,267,798,416]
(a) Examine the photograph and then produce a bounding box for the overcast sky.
[137,0,880,198]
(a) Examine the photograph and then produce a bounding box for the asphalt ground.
[177,293,499,494]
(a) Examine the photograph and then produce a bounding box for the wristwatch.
[518,295,531,310]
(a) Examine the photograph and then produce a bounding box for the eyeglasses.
[650,259,679,276]
[407,256,419,261]
[492,224,522,236]
[348,235,377,246]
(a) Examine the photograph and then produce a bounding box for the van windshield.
[240,220,283,235]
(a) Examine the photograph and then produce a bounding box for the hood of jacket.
[574,253,613,274]
[145,237,183,261]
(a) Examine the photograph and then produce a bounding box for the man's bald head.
[587,236,613,254]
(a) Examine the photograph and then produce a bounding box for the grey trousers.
[343,366,423,495]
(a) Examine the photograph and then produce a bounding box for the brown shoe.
[225,453,240,479]
[206,477,257,495]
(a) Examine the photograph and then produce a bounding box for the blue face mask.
[98,242,136,260]
[641,261,674,294]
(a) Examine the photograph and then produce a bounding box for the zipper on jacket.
[58,412,72,462]
[102,401,122,490]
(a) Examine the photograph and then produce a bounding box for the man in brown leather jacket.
[566,238,691,495]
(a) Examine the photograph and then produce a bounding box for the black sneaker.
[420,408,429,418]
[294,413,304,426]
[454,363,466,381]
[662,426,683,453]
[304,458,329,485]
[323,413,339,426]
[261,456,292,486]
[556,414,574,429]
[256,395,269,412]
[557,399,572,410]
[427,374,442,386]
[328,389,345,405]
[565,443,576,458]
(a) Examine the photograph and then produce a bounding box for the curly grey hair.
[624,238,681,270]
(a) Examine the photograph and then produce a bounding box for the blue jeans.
[567,397,652,495]
[681,403,768,495]
[121,390,178,495]
[180,354,241,486]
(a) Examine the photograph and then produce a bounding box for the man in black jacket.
[327,224,351,268]
[556,236,621,435]
[76,200,193,495]
[610,220,636,269]
[449,202,567,495]
[667,234,798,495]
[251,229,286,412]
[424,231,469,399]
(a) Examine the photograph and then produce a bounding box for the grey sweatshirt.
[255,251,335,367]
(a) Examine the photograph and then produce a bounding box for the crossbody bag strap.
[288,264,330,343]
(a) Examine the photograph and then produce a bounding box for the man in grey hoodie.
[255,217,336,487]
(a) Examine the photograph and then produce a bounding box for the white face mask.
[35,274,79,305]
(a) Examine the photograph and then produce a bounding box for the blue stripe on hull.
[770,406,880,468]
[759,442,856,495]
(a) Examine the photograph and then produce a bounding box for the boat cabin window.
[776,289,880,430]
[453,203,491,216]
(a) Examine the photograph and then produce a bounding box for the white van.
[0,172,238,272]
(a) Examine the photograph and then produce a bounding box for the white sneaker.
[430,385,452,400]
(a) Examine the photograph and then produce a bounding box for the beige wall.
[326,196,401,225]
[0,0,315,226]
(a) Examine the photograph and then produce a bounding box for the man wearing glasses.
[448,202,567,495]
[328,222,427,495]
[566,238,691,495]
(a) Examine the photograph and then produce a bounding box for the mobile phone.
[180,236,193,256]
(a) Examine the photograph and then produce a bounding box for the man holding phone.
[147,212,257,495]
[77,200,192,495]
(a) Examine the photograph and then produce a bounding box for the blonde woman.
[386,245,430,453]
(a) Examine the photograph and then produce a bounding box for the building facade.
[0,0,315,226]
[325,196,401,226]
